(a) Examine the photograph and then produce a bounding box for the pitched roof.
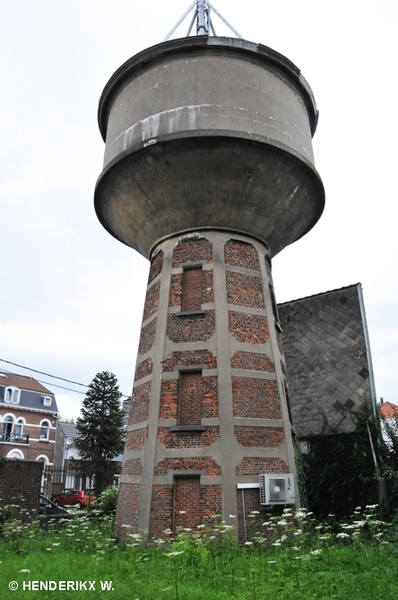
[0,371,53,394]
[58,422,78,440]
[278,283,376,437]
[0,371,58,414]
[379,401,398,420]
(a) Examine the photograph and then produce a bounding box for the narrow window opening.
[178,371,203,426]
[173,476,201,533]
[182,266,203,312]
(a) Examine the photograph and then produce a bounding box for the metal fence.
[41,465,95,499]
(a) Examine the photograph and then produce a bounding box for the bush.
[97,486,118,514]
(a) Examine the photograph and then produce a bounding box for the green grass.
[1,507,398,599]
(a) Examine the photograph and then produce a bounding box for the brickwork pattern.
[235,426,284,448]
[224,240,260,271]
[114,483,140,538]
[122,458,143,476]
[159,379,179,420]
[229,312,269,344]
[134,358,153,382]
[169,271,213,308]
[172,238,213,267]
[173,477,201,531]
[167,311,215,343]
[231,352,275,372]
[125,426,149,451]
[143,280,160,321]
[129,382,151,425]
[226,272,265,309]
[149,484,173,540]
[236,457,288,476]
[232,377,281,419]
[155,457,222,476]
[172,480,223,533]
[236,488,261,542]
[162,350,217,372]
[0,460,43,519]
[138,318,157,354]
[157,426,220,449]
[148,250,163,284]
[159,376,219,421]
[183,267,203,312]
[179,371,202,425]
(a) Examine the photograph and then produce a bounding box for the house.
[0,371,59,466]
[379,399,398,445]
[54,422,80,469]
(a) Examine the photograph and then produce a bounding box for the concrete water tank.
[95,36,324,259]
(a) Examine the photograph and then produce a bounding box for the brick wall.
[129,382,150,425]
[172,237,213,266]
[138,318,157,354]
[149,250,163,283]
[228,312,270,344]
[173,477,201,531]
[232,378,281,419]
[149,485,173,540]
[179,371,202,425]
[167,311,215,342]
[236,488,262,542]
[158,426,220,449]
[236,458,288,476]
[226,271,264,309]
[114,483,141,538]
[162,350,217,371]
[231,352,275,372]
[224,239,260,271]
[125,426,148,450]
[155,457,222,476]
[0,459,43,519]
[235,426,284,448]
[122,459,143,476]
[134,358,153,381]
[182,267,203,311]
[143,280,160,321]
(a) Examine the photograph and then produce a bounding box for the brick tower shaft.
[115,231,295,541]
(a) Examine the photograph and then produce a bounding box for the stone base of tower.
[115,230,298,543]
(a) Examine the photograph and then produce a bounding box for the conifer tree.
[75,371,125,496]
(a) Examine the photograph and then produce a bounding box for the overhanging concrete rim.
[98,36,319,140]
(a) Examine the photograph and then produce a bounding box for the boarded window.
[178,371,203,426]
[182,266,203,312]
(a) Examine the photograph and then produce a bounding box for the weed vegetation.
[1,504,397,599]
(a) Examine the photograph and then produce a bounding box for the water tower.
[95,1,324,542]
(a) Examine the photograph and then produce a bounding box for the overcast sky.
[1,0,396,419]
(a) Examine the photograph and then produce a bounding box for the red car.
[53,490,96,509]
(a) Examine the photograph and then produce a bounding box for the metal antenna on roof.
[163,1,243,42]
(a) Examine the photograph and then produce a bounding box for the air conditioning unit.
[259,473,296,506]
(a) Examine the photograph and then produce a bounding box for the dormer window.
[4,387,20,405]
[42,396,52,407]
